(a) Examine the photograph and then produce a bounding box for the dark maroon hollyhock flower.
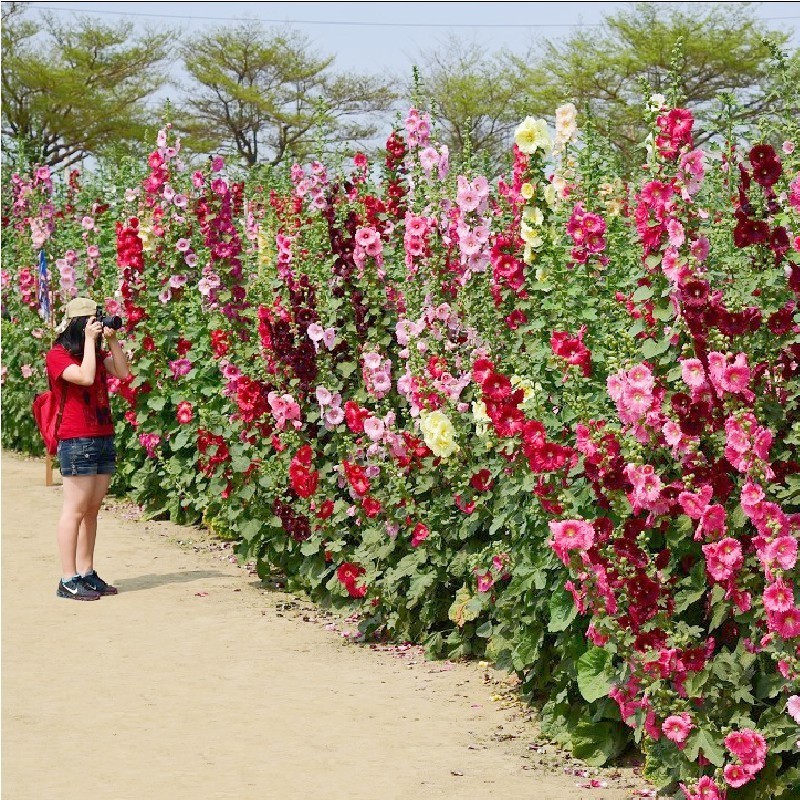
[768,303,796,336]
[671,392,692,418]
[771,226,790,259]
[733,217,770,248]
[752,157,783,187]
[680,278,710,308]
[749,144,777,167]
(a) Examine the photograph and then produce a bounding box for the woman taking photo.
[46,297,130,601]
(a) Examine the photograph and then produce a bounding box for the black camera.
[96,308,123,330]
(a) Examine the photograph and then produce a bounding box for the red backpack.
[32,379,66,456]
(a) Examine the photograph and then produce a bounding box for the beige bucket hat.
[55,297,97,334]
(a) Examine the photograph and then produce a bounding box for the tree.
[174,25,397,167]
[509,2,795,158]
[1,5,174,170]
[412,36,545,176]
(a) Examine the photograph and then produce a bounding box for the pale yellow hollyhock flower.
[514,116,552,155]
[139,224,155,253]
[257,229,274,268]
[511,375,536,405]
[543,185,557,208]
[520,182,535,200]
[523,206,544,226]
[520,222,543,249]
[420,410,459,459]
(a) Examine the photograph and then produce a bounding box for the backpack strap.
[54,378,67,440]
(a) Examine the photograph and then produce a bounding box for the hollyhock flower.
[787,696,800,724]
[681,358,707,390]
[514,116,552,155]
[362,497,382,518]
[169,358,192,379]
[363,416,385,442]
[410,523,430,547]
[723,764,754,789]
[307,323,324,343]
[315,386,332,406]
[176,401,193,424]
[419,410,459,458]
[325,406,345,427]
[769,607,800,638]
[680,776,725,800]
[343,461,370,497]
[81,216,95,230]
[549,519,595,564]
[724,729,767,767]
[21,364,33,379]
[322,328,337,350]
[679,485,713,519]
[662,713,693,745]
[703,538,743,581]
[139,433,161,458]
[336,562,367,598]
[764,536,798,571]
[763,579,794,612]
[476,571,494,592]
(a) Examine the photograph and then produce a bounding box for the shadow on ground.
[114,570,227,592]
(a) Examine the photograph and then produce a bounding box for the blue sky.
[22,1,800,79]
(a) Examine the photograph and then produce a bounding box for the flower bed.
[3,75,800,797]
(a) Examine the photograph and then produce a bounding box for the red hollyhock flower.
[344,401,367,434]
[316,499,334,519]
[733,217,770,248]
[752,157,782,187]
[680,277,710,308]
[336,562,367,598]
[209,329,230,358]
[343,460,370,497]
[176,338,192,356]
[482,372,512,401]
[294,445,314,467]
[550,328,592,377]
[362,496,382,518]
[471,358,495,385]
[749,143,777,167]
[176,401,193,424]
[410,523,430,547]
[289,462,318,498]
[470,469,494,492]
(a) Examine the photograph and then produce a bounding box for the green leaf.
[640,337,670,359]
[548,586,578,632]
[685,727,725,768]
[238,518,264,541]
[576,647,614,703]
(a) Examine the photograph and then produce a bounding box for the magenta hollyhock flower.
[723,764,754,789]
[679,485,713,519]
[724,729,767,767]
[138,433,161,458]
[681,358,707,390]
[476,571,494,592]
[548,519,595,564]
[703,538,743,581]
[768,606,800,638]
[680,776,725,800]
[662,713,693,744]
[763,579,794,613]
[210,155,224,172]
[176,401,193,424]
[764,536,798,571]
[169,358,192,379]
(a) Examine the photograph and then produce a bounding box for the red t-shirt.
[45,344,115,439]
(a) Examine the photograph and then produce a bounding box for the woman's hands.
[84,318,103,342]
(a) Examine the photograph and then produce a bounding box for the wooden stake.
[45,453,54,486]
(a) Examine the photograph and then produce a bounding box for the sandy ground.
[2,452,649,800]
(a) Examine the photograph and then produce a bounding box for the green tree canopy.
[411,36,545,176]
[174,25,397,167]
[1,4,174,170]
[509,2,795,157]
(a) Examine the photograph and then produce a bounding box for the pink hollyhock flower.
[86,244,100,258]
[174,193,188,208]
[764,579,794,612]
[627,363,655,392]
[363,416,385,442]
[662,713,693,744]
[315,386,332,406]
[322,328,337,350]
[690,236,710,262]
[723,764,754,789]
[681,358,707,390]
[720,353,753,400]
[419,146,440,171]
[456,186,480,212]
[724,729,767,767]
[307,323,324,343]
[741,482,765,512]
[679,485,713,519]
[476,571,494,592]
[176,238,191,252]
[787,695,800,724]
[548,519,595,564]
[21,364,33,379]
[363,351,382,371]
[169,358,192,379]
[81,216,95,230]
[697,504,726,540]
[325,406,345,426]
[768,606,800,638]
[703,538,743,581]
[680,776,725,800]
[138,433,161,458]
[667,218,685,247]
[355,227,379,248]
[765,536,799,571]
[621,384,652,417]
[606,372,626,402]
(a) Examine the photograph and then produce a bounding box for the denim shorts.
[57,436,116,477]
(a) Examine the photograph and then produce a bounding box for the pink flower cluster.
[722,728,767,788]
[362,350,392,399]
[267,391,302,432]
[404,108,431,149]
[565,202,608,266]
[138,433,161,458]
[607,363,662,432]
[354,226,384,276]
[292,161,329,211]
[655,108,694,160]
[548,518,595,565]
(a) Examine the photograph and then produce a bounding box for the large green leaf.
[576,647,614,703]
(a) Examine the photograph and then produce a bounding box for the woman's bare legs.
[76,473,112,575]
[58,474,112,578]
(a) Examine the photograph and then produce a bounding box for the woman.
[46,297,130,601]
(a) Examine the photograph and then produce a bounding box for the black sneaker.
[57,577,101,601]
[81,570,118,596]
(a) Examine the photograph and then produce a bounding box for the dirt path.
[2,453,645,800]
